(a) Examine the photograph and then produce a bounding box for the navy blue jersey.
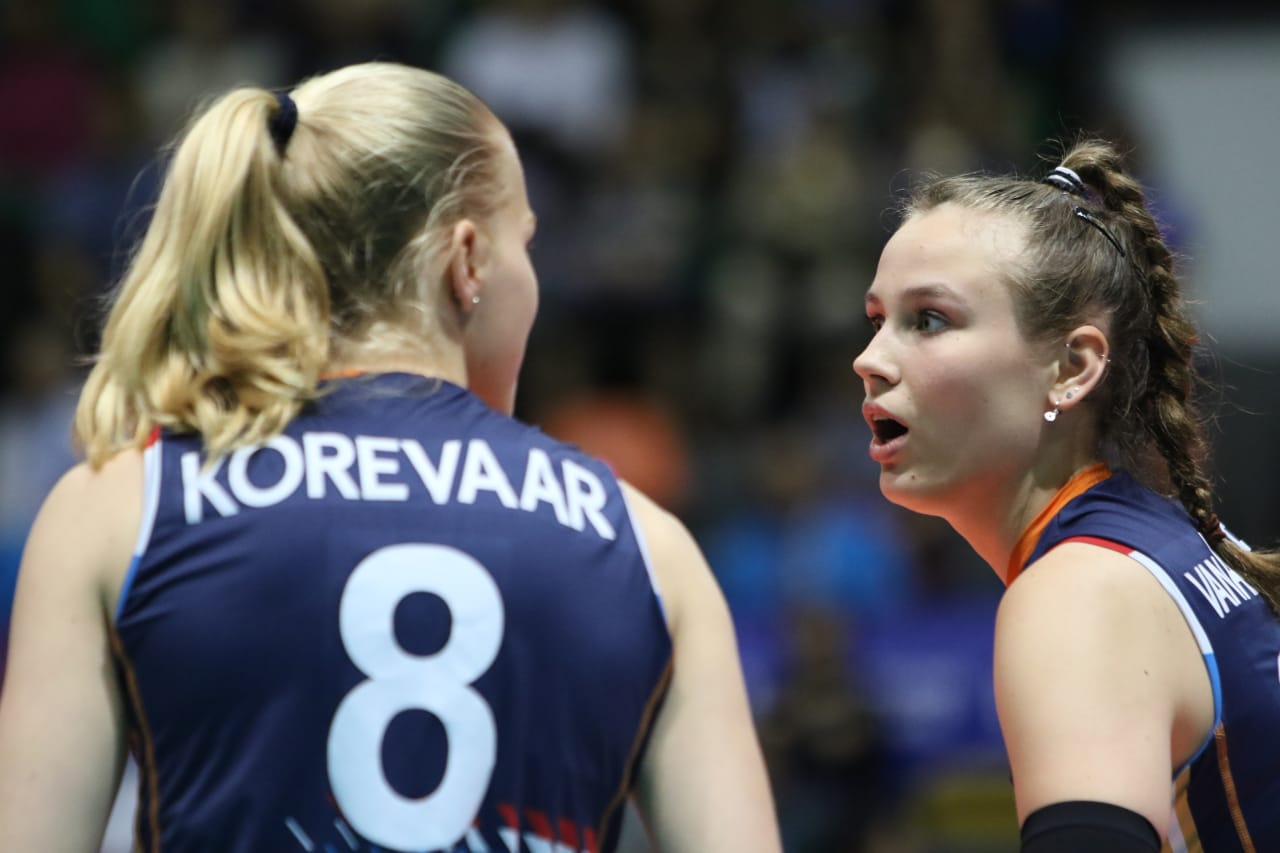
[111,374,673,853]
[1024,470,1280,853]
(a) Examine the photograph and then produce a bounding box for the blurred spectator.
[38,72,160,295]
[539,389,691,512]
[285,0,424,75]
[0,3,1268,850]
[134,0,289,141]
[0,0,99,184]
[760,606,890,853]
[440,0,633,162]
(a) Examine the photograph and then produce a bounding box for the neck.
[326,346,468,388]
[945,450,1101,585]
[941,482,1048,584]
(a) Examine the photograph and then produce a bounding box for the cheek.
[914,362,987,422]
[502,256,539,344]
[522,258,539,313]
[917,359,1041,448]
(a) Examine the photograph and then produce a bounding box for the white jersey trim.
[1126,547,1222,775]
[115,437,163,623]
[619,486,668,625]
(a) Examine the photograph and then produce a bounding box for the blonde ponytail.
[75,63,502,466]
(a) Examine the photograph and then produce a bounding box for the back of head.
[76,62,504,464]
[906,139,1280,610]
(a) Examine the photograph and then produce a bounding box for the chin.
[878,469,955,519]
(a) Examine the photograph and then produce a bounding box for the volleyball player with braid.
[855,139,1280,852]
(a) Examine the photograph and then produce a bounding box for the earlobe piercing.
[1045,389,1076,422]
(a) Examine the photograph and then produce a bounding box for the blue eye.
[914,310,947,333]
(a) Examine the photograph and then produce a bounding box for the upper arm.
[623,483,782,852]
[994,542,1206,839]
[0,459,137,850]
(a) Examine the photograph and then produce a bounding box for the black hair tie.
[270,91,298,154]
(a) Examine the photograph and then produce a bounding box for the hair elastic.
[270,91,298,154]
[1203,513,1227,547]
[1042,166,1087,197]
[1042,167,1127,258]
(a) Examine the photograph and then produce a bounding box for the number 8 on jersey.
[327,543,505,850]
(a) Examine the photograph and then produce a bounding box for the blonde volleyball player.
[0,62,780,853]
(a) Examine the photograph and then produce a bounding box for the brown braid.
[1061,143,1280,612]
[905,138,1280,613]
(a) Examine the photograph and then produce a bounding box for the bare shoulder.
[619,481,716,634]
[997,540,1188,658]
[0,450,140,846]
[994,541,1210,830]
[619,481,698,559]
[618,489,782,850]
[27,449,144,606]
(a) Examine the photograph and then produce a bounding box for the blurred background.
[1,0,1278,850]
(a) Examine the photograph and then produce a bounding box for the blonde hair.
[76,62,504,466]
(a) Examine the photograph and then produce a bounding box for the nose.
[852,332,897,391]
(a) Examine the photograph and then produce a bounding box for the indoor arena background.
[1,1,1278,851]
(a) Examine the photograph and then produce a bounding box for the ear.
[445,218,482,310]
[1052,323,1110,414]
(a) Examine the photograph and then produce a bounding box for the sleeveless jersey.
[111,374,673,853]
[1024,470,1280,853]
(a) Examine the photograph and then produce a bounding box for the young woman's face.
[464,130,539,415]
[853,203,1057,516]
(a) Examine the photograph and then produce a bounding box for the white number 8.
[327,543,504,851]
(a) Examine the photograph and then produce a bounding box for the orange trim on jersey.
[595,655,674,851]
[108,625,162,853]
[1214,725,1256,853]
[1006,462,1112,584]
[1171,763,1201,852]
[319,369,366,380]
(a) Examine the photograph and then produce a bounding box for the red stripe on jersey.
[147,426,161,447]
[498,803,519,829]
[525,808,554,839]
[1059,535,1132,555]
[558,818,580,847]
[583,827,599,853]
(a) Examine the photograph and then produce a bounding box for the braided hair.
[905,138,1280,612]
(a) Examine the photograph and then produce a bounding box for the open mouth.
[872,417,908,443]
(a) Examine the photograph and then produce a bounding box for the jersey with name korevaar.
[112,374,673,853]
[1024,470,1280,853]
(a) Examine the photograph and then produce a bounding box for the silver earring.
[471,295,480,305]
[1044,403,1060,423]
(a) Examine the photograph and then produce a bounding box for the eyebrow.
[865,283,962,307]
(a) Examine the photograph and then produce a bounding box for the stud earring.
[1044,403,1059,423]
[471,295,481,305]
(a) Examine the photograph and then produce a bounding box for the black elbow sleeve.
[1021,801,1160,853]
